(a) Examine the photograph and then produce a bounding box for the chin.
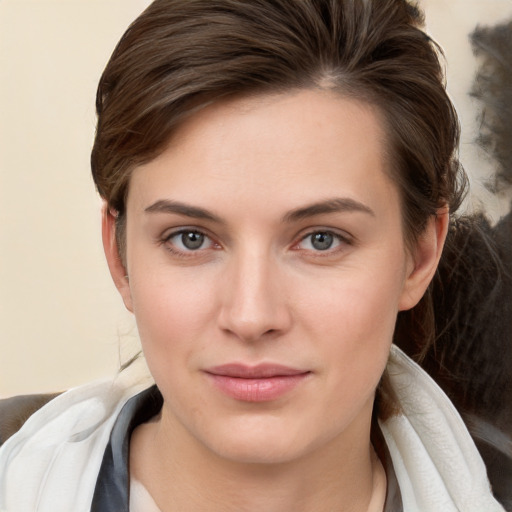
[198,417,322,466]
[213,438,305,466]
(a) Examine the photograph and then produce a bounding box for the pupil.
[182,231,204,250]
[312,232,333,251]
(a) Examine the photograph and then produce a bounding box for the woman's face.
[111,90,434,465]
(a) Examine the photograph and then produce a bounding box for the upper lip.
[205,363,309,379]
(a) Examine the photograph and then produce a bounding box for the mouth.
[204,364,311,402]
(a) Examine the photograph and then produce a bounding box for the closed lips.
[204,364,311,402]
[205,363,310,378]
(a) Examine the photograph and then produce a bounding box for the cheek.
[298,259,405,342]
[128,266,219,368]
[294,253,406,387]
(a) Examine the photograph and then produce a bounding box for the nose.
[217,249,292,343]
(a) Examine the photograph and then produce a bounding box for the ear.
[398,208,449,311]
[101,203,133,312]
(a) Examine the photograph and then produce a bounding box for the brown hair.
[91,0,467,418]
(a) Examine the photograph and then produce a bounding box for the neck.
[130,405,385,512]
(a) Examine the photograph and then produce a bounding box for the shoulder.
[0,393,61,446]
[0,375,152,511]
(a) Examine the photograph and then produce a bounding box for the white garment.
[0,346,505,512]
[379,348,504,511]
[130,479,162,512]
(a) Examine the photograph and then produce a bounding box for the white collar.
[380,345,504,511]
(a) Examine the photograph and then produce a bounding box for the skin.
[103,89,448,511]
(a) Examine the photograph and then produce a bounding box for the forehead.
[127,89,399,221]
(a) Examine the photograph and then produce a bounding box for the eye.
[297,231,345,252]
[166,230,213,252]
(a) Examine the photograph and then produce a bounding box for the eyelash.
[159,228,352,258]
[292,230,352,256]
[160,229,218,258]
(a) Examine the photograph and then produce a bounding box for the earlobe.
[101,203,133,312]
[398,208,449,311]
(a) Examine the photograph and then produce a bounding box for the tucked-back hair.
[92,0,465,229]
[91,0,467,418]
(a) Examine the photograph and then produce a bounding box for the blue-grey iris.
[182,231,204,250]
[311,232,333,250]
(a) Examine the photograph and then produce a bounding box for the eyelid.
[170,230,212,249]
[291,228,354,253]
[160,227,221,255]
[162,225,214,242]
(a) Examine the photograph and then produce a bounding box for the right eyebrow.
[144,199,224,224]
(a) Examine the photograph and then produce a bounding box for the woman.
[0,0,508,511]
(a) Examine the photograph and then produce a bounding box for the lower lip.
[205,373,310,402]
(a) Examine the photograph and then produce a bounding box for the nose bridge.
[218,243,289,341]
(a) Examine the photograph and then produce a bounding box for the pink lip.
[204,364,310,402]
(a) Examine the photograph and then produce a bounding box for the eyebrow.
[145,199,224,224]
[144,197,375,224]
[282,197,375,223]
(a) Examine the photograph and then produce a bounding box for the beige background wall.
[0,0,151,396]
[1,0,511,396]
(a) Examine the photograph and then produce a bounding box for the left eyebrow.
[282,198,375,223]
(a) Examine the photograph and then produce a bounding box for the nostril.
[219,319,285,344]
